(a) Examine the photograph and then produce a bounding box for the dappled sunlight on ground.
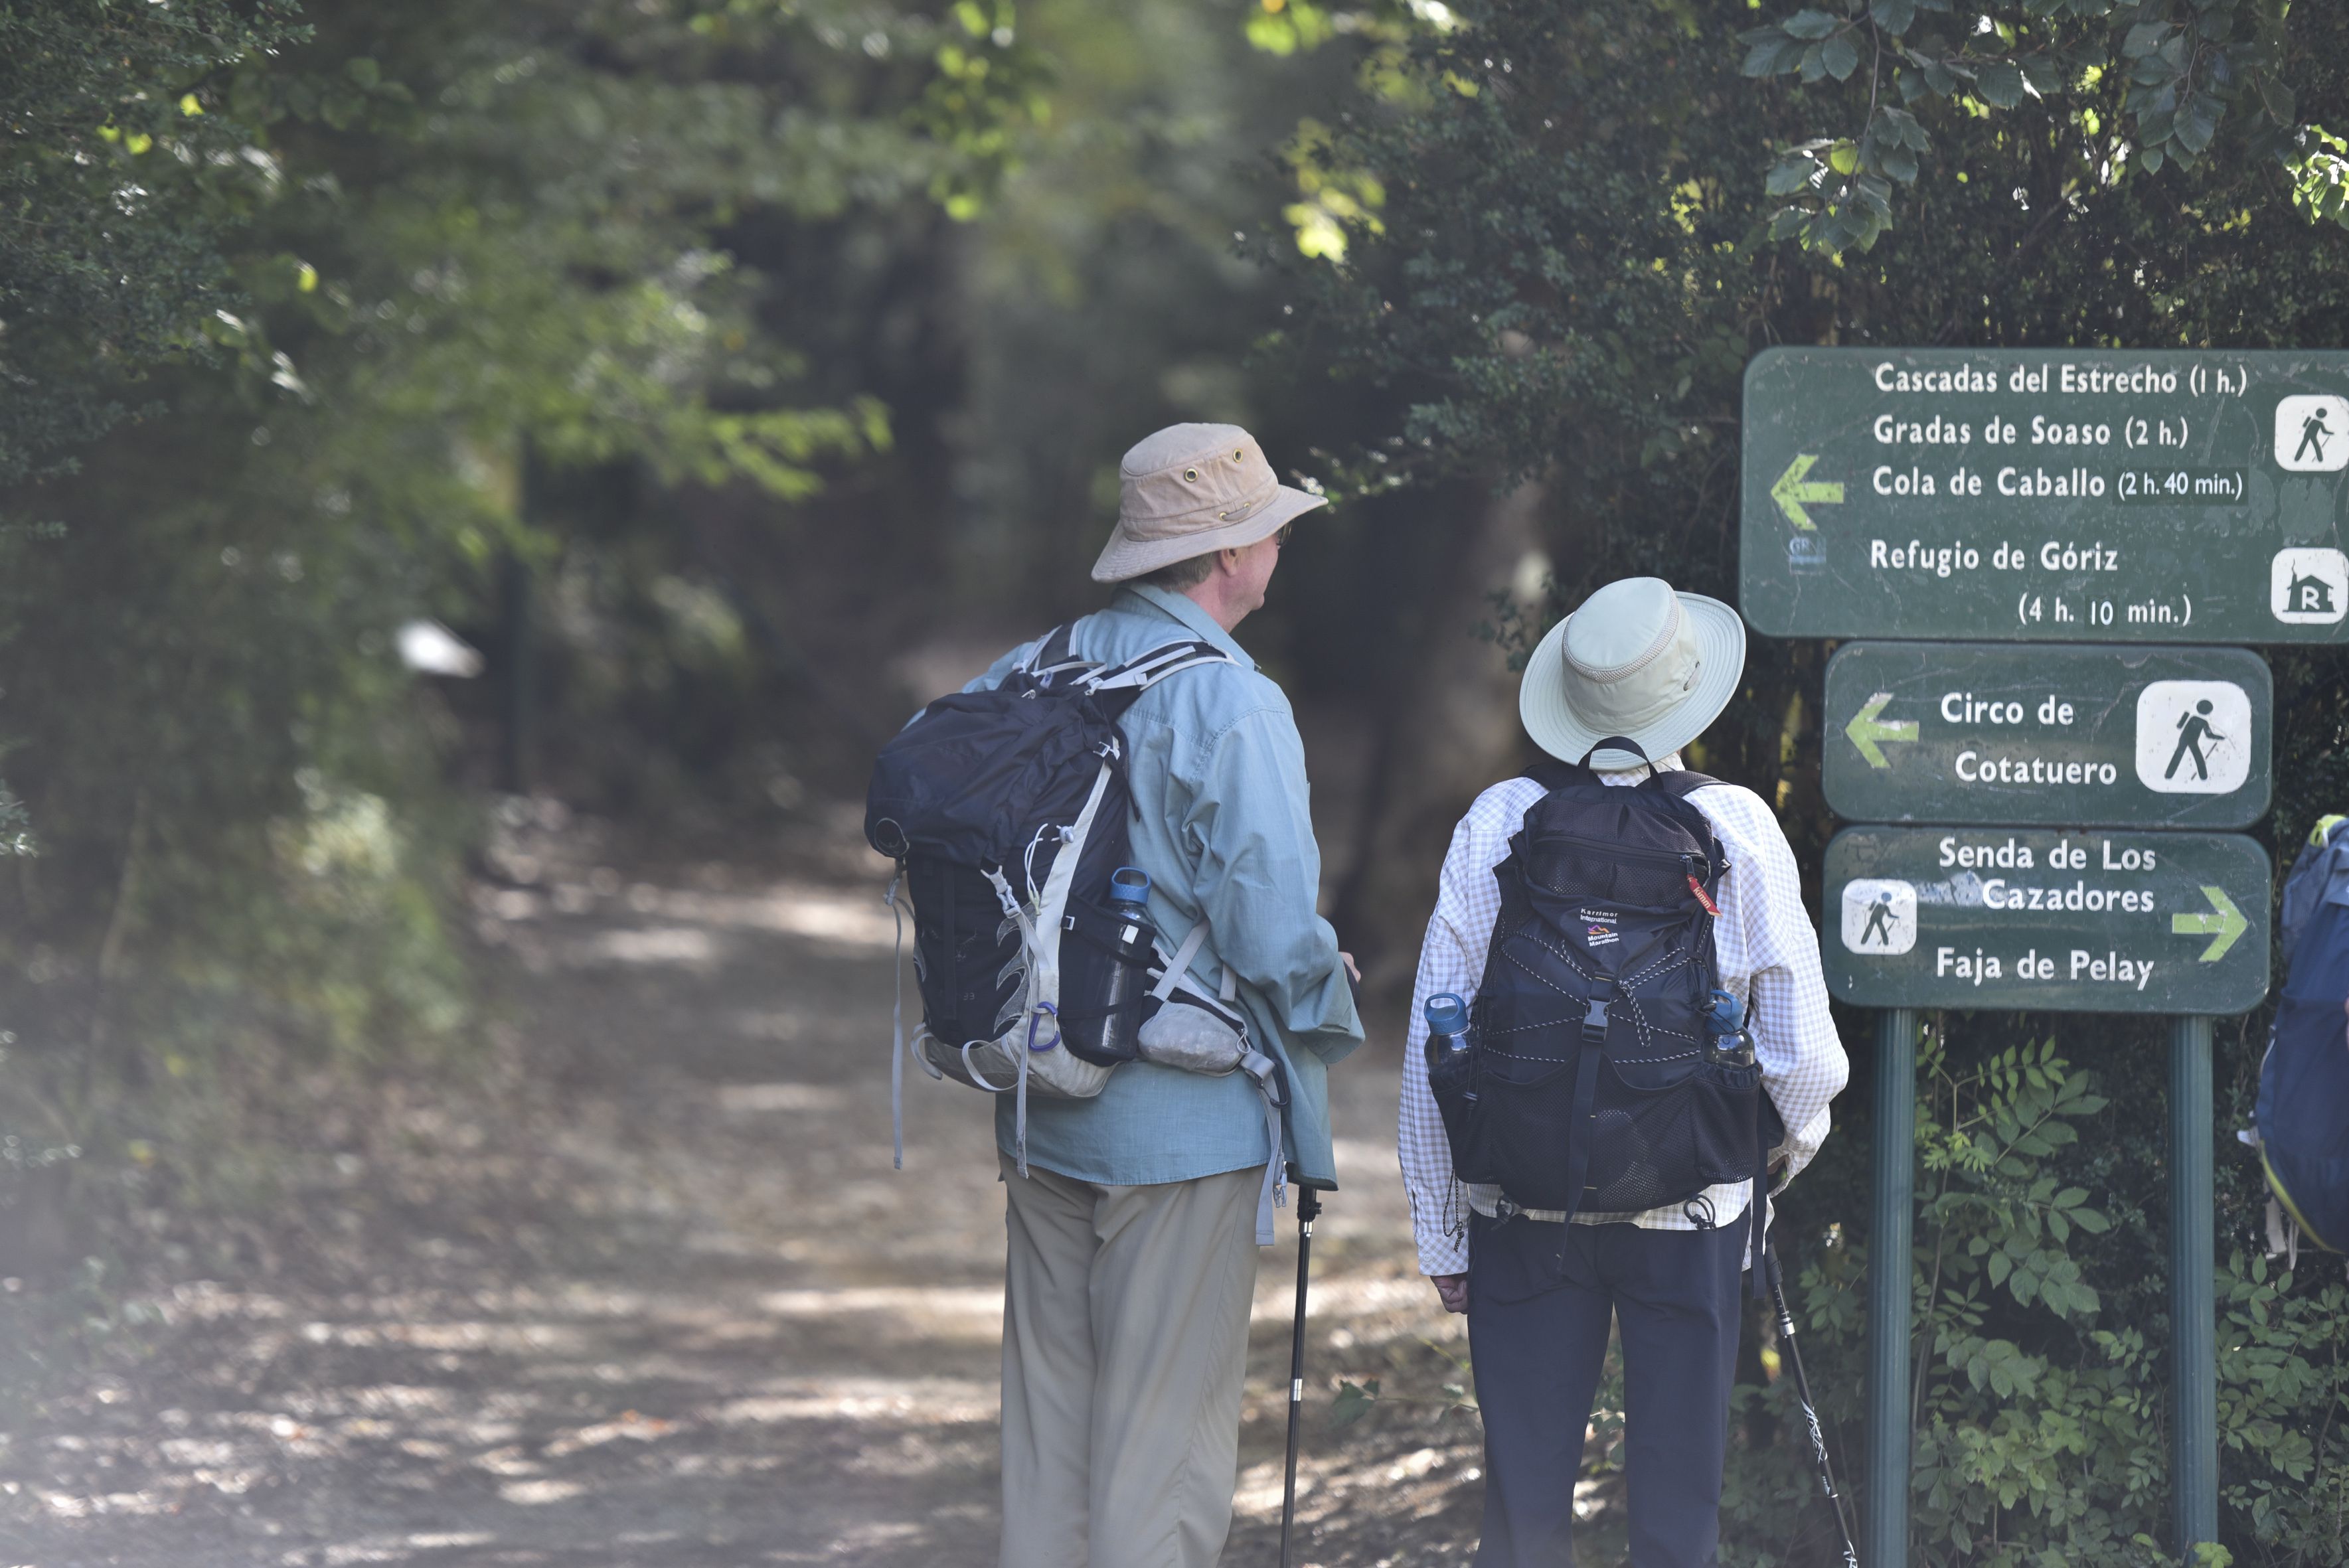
[3,815,1495,1565]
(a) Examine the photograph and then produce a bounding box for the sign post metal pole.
[2170,1015,2219,1553]
[1866,1006,1917,1568]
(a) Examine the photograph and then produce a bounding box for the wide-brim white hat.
[1519,577,1746,771]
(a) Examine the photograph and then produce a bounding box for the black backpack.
[2254,813,2349,1261]
[1427,740,1783,1281]
[866,626,1283,1196]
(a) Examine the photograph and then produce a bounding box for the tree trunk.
[1331,479,1546,992]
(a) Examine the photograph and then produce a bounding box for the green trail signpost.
[1741,348,2349,641]
[1821,828,2269,1013]
[1821,643,2273,828]
[1736,345,2308,1565]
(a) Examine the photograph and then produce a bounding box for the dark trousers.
[1466,1212,1747,1568]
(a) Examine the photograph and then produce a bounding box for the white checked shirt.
[1398,756,1850,1277]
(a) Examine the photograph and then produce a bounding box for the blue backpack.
[2255,814,2349,1254]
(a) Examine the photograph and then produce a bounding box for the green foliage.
[2217,1251,2349,1562]
[1741,0,2312,255]
[1722,1034,2342,1567]
[0,0,1102,1253]
[0,0,311,487]
[1902,1038,2158,1565]
[2285,123,2349,227]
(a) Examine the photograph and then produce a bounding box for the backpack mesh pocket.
[1582,1059,1767,1215]
[1455,1048,1587,1212]
[1427,1041,1480,1167]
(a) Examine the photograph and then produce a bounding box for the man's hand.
[1339,950,1362,984]
[1430,1273,1468,1314]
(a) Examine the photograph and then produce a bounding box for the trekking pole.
[1766,1241,1862,1568]
[1279,1169,1329,1568]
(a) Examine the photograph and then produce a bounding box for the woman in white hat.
[1396,576,1850,1567]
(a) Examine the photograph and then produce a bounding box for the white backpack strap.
[1142,919,1281,1241]
[1014,623,1095,687]
[983,866,1049,1178]
[1151,922,1214,1003]
[1084,640,1231,693]
[1030,761,1114,972]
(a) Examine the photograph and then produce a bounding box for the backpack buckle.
[1581,998,1609,1039]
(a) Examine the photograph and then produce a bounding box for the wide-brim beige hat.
[1520,577,1745,771]
[1090,422,1327,583]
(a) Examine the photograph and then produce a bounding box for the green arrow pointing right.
[2170,885,2248,962]
[1844,691,1918,769]
[1771,453,1844,531]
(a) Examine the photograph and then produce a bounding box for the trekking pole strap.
[1242,1050,1290,1246]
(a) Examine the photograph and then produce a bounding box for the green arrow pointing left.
[1844,691,1918,769]
[1771,453,1844,532]
[2170,885,2248,962]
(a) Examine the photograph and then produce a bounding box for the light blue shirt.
[961,584,1363,1187]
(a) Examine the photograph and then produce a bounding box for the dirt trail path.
[4,824,1491,1567]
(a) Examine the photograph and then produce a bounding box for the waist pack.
[865,625,1293,1241]
[2253,814,2349,1260]
[1427,740,1782,1282]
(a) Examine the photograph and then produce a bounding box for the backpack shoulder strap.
[1016,623,1094,682]
[1089,639,1232,687]
[1084,639,1232,695]
[1522,757,1591,793]
[1651,769,1725,799]
[1645,769,1731,887]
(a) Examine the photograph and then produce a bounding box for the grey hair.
[1136,552,1215,591]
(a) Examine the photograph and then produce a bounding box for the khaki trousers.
[998,1155,1264,1568]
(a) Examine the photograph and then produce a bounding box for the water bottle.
[1096,867,1157,1060]
[1704,986,1754,1065]
[1423,991,1471,1071]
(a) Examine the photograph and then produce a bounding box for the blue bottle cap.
[1424,992,1469,1035]
[1109,866,1151,906]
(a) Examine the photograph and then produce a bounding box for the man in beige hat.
[1396,577,1849,1567]
[955,423,1361,1567]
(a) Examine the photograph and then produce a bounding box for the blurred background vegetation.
[5,0,2349,1561]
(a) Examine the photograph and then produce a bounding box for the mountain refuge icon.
[2272,548,2349,625]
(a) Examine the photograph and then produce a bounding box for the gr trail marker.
[1740,348,2349,641]
[1821,827,2270,1014]
[1821,643,2272,828]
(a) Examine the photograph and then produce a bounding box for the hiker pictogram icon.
[2295,410,2332,465]
[2275,394,2349,473]
[2136,681,2252,795]
[1838,878,1916,957]
[2166,700,2224,783]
